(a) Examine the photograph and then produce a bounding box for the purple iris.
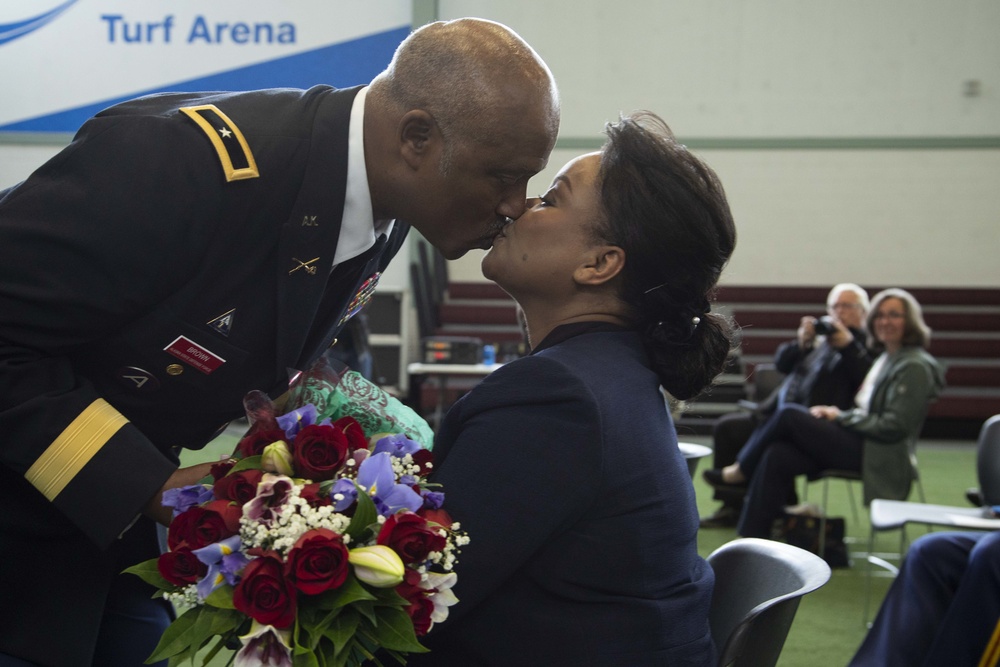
[330,478,358,512]
[372,433,422,458]
[161,484,213,517]
[275,403,321,440]
[193,534,250,599]
[421,490,445,510]
[354,452,422,516]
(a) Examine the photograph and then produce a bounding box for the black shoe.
[699,506,740,529]
[703,468,725,485]
[702,468,747,490]
[967,488,984,507]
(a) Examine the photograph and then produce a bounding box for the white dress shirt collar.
[334,86,394,266]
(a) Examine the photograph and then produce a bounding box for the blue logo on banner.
[0,0,79,46]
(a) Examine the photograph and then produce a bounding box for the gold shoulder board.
[180,104,260,182]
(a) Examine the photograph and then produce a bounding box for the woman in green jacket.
[714,288,946,538]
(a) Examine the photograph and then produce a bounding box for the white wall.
[0,144,63,191]
[4,0,999,289]
[447,146,1000,288]
[438,0,1000,288]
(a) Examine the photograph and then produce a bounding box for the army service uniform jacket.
[0,85,407,664]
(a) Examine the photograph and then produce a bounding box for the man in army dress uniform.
[0,18,559,666]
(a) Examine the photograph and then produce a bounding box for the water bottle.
[482,344,496,366]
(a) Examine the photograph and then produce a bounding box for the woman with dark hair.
[707,288,945,540]
[407,111,736,666]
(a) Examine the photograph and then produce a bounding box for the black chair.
[967,414,1000,507]
[707,537,831,667]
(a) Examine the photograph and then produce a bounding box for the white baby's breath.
[239,483,353,556]
[164,584,201,608]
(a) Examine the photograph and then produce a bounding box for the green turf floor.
[689,436,979,666]
[180,428,978,666]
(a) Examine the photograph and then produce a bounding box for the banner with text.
[0,1,411,133]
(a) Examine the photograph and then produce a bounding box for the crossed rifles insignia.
[289,257,320,276]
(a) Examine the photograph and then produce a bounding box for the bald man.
[0,18,559,666]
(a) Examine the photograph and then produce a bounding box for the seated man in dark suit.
[700,283,873,527]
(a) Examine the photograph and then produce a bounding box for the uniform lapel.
[294,233,389,370]
[274,87,360,378]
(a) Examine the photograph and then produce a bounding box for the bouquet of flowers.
[126,362,467,667]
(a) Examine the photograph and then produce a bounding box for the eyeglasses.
[829,303,862,311]
[874,311,905,321]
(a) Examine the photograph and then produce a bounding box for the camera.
[813,316,837,336]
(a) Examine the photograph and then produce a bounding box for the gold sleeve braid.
[24,398,129,500]
[979,618,1000,667]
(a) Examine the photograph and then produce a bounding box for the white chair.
[679,441,713,479]
[707,538,831,667]
[862,414,1000,624]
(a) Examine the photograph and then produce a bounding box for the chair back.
[750,363,783,403]
[707,538,831,667]
[977,414,1000,506]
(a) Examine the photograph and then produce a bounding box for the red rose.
[332,416,367,453]
[292,424,349,481]
[209,459,237,481]
[213,469,264,505]
[411,448,435,475]
[396,570,434,636]
[238,428,288,458]
[377,511,446,564]
[157,547,208,586]
[204,499,242,533]
[167,505,233,550]
[284,528,349,595]
[233,555,297,628]
[299,482,333,508]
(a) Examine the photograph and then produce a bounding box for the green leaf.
[148,606,244,664]
[369,607,428,653]
[122,558,172,590]
[323,607,360,653]
[199,634,234,665]
[345,487,378,542]
[146,607,201,662]
[292,649,321,667]
[228,455,263,473]
[204,584,237,609]
[316,573,377,611]
[351,600,378,625]
[369,586,410,608]
[331,635,378,667]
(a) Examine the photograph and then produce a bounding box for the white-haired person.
[701,283,874,527]
[717,288,945,539]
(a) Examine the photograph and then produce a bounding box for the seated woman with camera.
[708,288,945,539]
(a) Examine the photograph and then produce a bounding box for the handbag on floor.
[779,511,849,568]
